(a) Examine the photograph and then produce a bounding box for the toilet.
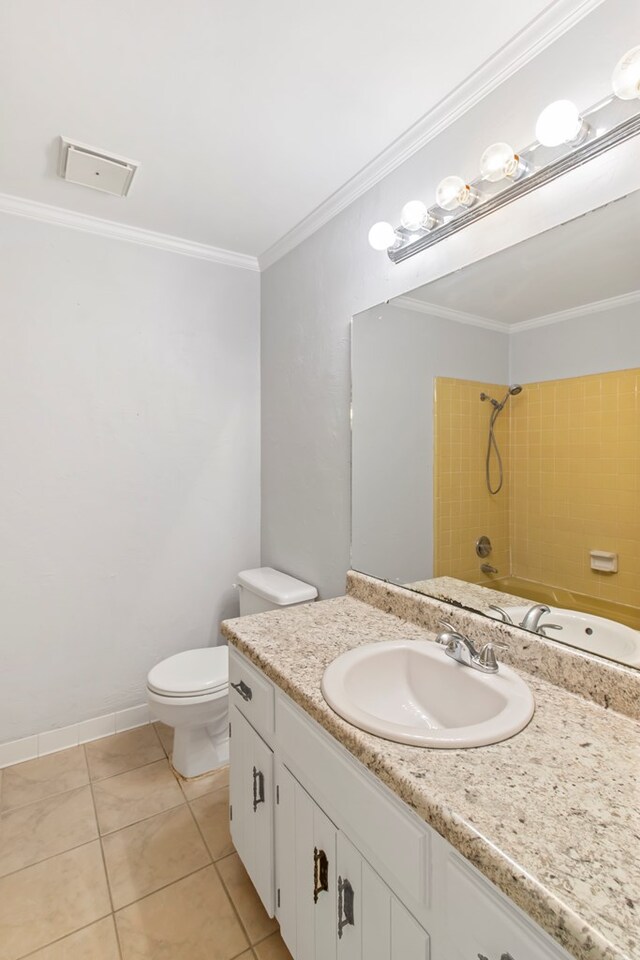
[146,567,317,778]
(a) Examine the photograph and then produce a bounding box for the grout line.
[213,849,279,949]
[0,835,100,884]
[96,794,187,839]
[18,913,115,960]
[85,742,124,960]
[112,862,212,912]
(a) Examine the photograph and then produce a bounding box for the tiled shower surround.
[434,368,640,614]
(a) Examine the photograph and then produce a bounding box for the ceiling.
[396,190,640,325]
[0,0,568,258]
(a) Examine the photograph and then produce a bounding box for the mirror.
[351,190,640,669]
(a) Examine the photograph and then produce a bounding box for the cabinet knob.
[231,680,253,702]
[313,847,329,903]
[252,766,265,812]
[337,876,355,938]
[478,954,515,960]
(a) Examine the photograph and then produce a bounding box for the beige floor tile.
[254,933,293,960]
[116,865,248,960]
[27,916,120,960]
[103,804,211,909]
[0,841,110,960]
[93,759,184,834]
[85,726,164,781]
[0,747,88,812]
[180,763,229,801]
[190,785,234,860]
[216,853,278,944]
[0,785,97,878]
[153,722,174,756]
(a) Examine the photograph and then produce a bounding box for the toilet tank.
[237,567,318,615]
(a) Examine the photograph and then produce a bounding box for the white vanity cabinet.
[229,647,573,960]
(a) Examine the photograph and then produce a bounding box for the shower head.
[509,384,523,396]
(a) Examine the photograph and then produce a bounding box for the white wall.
[351,305,507,583]
[510,302,640,383]
[0,215,260,743]
[261,0,640,599]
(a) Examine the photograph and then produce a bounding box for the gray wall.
[0,214,260,742]
[510,302,640,383]
[351,305,507,584]
[261,0,640,599]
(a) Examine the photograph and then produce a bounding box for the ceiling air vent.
[58,137,140,197]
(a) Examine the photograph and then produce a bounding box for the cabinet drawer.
[445,854,572,960]
[229,647,274,740]
[276,694,428,906]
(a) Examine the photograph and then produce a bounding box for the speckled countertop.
[222,594,639,960]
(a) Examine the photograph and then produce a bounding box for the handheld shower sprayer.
[480,384,523,494]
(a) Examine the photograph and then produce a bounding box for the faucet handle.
[488,604,513,624]
[438,618,456,631]
[477,640,508,672]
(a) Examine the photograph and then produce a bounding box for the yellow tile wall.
[510,368,640,610]
[433,377,512,585]
[433,369,640,611]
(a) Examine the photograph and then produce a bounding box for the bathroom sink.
[487,605,640,667]
[321,640,534,748]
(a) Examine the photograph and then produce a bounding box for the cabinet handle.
[252,766,265,812]
[337,876,354,938]
[313,847,329,903]
[231,680,253,702]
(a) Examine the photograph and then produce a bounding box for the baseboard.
[0,703,151,769]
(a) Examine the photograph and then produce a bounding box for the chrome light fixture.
[368,46,640,261]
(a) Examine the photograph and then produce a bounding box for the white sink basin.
[321,641,534,748]
[488,605,640,668]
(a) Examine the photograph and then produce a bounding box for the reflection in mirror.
[351,191,640,669]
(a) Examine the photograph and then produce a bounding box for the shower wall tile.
[510,367,640,611]
[433,377,511,585]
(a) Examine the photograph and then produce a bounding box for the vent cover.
[58,137,140,197]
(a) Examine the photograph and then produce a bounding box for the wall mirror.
[351,189,640,669]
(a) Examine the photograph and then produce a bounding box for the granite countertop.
[222,595,639,960]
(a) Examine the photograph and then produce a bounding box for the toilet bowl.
[147,647,229,779]
[147,567,317,779]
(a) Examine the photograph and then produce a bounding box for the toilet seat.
[147,647,228,698]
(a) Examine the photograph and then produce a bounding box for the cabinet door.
[336,833,363,960]
[275,764,297,957]
[362,862,391,960]
[284,774,337,960]
[390,898,429,960]
[229,705,274,915]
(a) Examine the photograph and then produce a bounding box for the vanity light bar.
[369,46,640,264]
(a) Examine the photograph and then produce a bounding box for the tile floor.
[0,723,292,960]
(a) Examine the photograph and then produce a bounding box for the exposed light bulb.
[480,142,527,182]
[400,200,439,232]
[436,176,476,212]
[612,45,640,100]
[368,221,399,252]
[535,100,588,147]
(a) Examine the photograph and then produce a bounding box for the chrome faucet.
[435,621,505,674]
[519,604,551,632]
[488,604,513,624]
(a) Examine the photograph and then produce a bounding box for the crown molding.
[392,296,508,333]
[509,289,640,333]
[393,289,640,334]
[258,0,606,271]
[0,193,260,272]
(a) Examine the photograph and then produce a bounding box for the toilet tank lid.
[237,567,318,605]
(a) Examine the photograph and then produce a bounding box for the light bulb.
[400,201,427,231]
[368,221,399,252]
[480,142,527,182]
[535,100,588,147]
[436,176,476,211]
[612,45,640,100]
[400,200,439,232]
